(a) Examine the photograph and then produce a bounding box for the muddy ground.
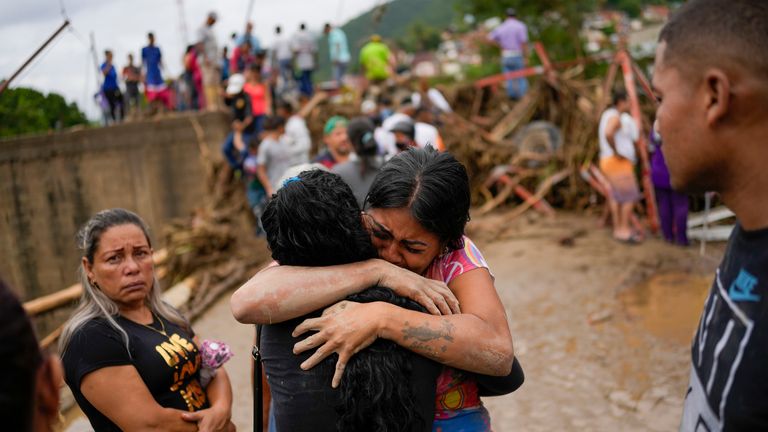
[63,211,723,431]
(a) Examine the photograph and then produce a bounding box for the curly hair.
[366,147,470,252]
[261,169,428,431]
[261,169,376,266]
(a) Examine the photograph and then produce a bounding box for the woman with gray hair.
[60,208,234,432]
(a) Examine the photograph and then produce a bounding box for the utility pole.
[245,0,255,30]
[0,20,69,96]
[176,0,190,47]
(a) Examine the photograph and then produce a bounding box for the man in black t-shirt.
[652,1,768,430]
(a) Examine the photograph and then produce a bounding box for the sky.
[0,0,382,119]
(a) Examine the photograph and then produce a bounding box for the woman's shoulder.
[428,236,491,285]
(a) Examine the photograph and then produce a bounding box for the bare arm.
[293,267,514,386]
[81,365,197,432]
[605,114,622,156]
[255,164,274,197]
[230,258,459,324]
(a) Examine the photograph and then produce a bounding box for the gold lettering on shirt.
[171,354,201,391]
[154,333,196,367]
[180,379,207,411]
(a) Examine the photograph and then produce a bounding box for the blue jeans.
[333,62,348,85]
[221,131,252,170]
[298,69,314,97]
[502,55,528,99]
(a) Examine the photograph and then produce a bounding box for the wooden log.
[24,284,82,317]
[478,174,521,215]
[487,91,537,143]
[514,185,556,216]
[504,169,570,220]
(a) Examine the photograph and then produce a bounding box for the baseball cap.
[226,73,245,94]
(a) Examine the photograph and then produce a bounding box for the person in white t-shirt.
[291,23,317,97]
[598,90,641,243]
[272,25,293,89]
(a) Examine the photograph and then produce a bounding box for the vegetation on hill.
[0,87,89,138]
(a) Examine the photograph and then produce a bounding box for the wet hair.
[366,147,470,251]
[659,0,768,77]
[0,279,42,432]
[59,209,189,357]
[612,89,627,106]
[262,170,374,265]
[261,170,427,431]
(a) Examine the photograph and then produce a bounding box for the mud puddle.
[618,272,711,345]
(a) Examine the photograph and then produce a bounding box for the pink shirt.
[425,236,492,420]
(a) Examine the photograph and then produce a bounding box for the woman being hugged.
[60,208,234,432]
[232,148,515,430]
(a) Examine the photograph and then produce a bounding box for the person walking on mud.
[651,0,768,429]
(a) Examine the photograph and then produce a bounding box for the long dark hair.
[261,169,426,431]
[346,116,380,177]
[0,279,42,432]
[366,147,470,251]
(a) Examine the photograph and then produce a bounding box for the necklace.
[141,311,169,338]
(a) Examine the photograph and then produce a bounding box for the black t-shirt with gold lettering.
[62,314,208,431]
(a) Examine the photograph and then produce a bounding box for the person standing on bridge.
[60,209,235,431]
[100,50,124,124]
[141,32,172,112]
[198,11,221,111]
[323,23,350,86]
[487,8,529,101]
[650,1,768,430]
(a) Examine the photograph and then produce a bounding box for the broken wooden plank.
[688,225,735,242]
[687,206,735,228]
[505,169,570,220]
[487,91,537,143]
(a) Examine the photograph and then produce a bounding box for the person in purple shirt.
[488,8,529,100]
[650,123,689,246]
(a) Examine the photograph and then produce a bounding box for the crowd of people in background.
[96,12,352,125]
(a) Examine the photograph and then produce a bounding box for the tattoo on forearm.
[402,319,454,343]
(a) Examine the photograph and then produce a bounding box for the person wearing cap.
[332,116,386,207]
[313,116,352,169]
[488,8,529,100]
[0,279,63,432]
[359,34,394,83]
[198,11,221,111]
[391,119,418,152]
[221,73,255,172]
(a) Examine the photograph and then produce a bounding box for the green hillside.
[317,0,460,79]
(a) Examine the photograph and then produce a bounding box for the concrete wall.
[0,112,230,301]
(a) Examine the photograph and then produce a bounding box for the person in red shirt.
[243,63,271,137]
